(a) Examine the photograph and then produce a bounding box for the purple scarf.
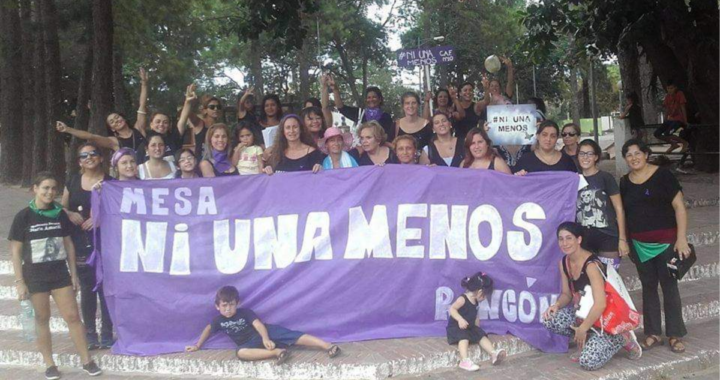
[212,149,232,173]
[364,107,383,122]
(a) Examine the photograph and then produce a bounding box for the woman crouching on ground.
[543,222,641,371]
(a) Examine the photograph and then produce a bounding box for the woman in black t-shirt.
[329,74,395,142]
[619,138,690,353]
[264,114,325,174]
[9,172,102,377]
[424,113,465,167]
[350,121,399,166]
[61,143,114,349]
[513,120,578,175]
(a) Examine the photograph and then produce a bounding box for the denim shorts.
[236,324,304,350]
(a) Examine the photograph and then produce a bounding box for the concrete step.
[400,317,719,380]
[0,364,203,380]
[0,276,716,379]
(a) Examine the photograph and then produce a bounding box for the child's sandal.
[328,345,341,358]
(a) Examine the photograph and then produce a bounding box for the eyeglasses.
[78,151,100,160]
[561,132,578,137]
[578,152,596,157]
[207,105,222,110]
[178,156,195,163]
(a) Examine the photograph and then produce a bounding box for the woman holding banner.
[423,113,464,167]
[460,128,511,174]
[350,121,399,166]
[329,74,396,142]
[543,222,641,371]
[62,143,114,350]
[395,92,433,150]
[264,115,325,174]
[619,139,689,354]
[513,120,577,174]
[199,124,238,177]
[394,135,422,165]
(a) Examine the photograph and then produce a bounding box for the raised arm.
[502,56,514,99]
[237,86,254,120]
[474,75,491,115]
[328,75,344,109]
[56,121,119,151]
[449,86,465,120]
[134,68,149,136]
[320,75,334,127]
[177,84,197,137]
[422,90,432,120]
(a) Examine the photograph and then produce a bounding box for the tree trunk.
[580,73,591,118]
[569,68,580,125]
[113,46,131,115]
[20,0,35,186]
[298,41,311,102]
[89,0,114,135]
[248,38,264,100]
[637,47,660,124]
[67,44,93,179]
[41,0,66,184]
[32,0,48,175]
[0,0,24,184]
[333,38,361,105]
[616,41,642,105]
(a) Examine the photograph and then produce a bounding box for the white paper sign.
[486,104,538,145]
[262,125,279,148]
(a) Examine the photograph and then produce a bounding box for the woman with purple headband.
[111,148,140,181]
[264,114,325,174]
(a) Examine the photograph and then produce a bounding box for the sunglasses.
[207,105,222,110]
[561,132,578,137]
[78,151,100,160]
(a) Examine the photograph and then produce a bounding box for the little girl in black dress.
[447,272,506,371]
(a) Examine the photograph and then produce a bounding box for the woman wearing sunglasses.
[177,84,223,159]
[61,143,114,350]
[561,123,582,170]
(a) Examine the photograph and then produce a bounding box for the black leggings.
[77,265,113,339]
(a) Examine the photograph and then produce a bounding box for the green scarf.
[29,199,63,219]
[632,240,670,263]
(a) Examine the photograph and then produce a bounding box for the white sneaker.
[458,358,480,371]
[491,349,506,365]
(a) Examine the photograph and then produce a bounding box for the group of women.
[12,65,690,377]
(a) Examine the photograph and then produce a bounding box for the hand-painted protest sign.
[487,104,539,145]
[92,166,578,356]
[397,46,455,68]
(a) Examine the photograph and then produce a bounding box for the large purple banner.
[93,166,578,356]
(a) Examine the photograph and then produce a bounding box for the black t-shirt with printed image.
[8,207,73,281]
[577,170,620,237]
[210,308,259,346]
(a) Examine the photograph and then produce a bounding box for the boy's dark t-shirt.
[210,308,259,346]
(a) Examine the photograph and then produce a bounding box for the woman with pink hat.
[319,127,358,169]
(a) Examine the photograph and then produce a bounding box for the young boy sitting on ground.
[185,285,340,364]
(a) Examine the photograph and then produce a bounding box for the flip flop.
[640,335,664,350]
[328,345,341,358]
[669,337,686,354]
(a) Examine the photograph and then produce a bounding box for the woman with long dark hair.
[264,115,325,174]
[460,128,511,173]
